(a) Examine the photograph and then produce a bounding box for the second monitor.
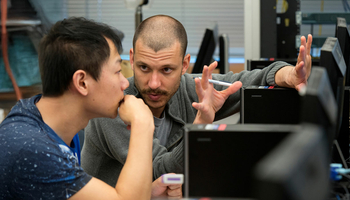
[192,22,230,74]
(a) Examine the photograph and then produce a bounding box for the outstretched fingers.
[200,61,218,89]
[295,45,305,72]
[306,34,313,56]
[194,77,204,99]
[297,36,306,64]
[220,81,242,99]
[207,61,218,76]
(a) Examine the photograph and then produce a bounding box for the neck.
[36,93,89,146]
[150,107,165,118]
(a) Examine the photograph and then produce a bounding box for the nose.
[121,74,129,91]
[148,72,161,90]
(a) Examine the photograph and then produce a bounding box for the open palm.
[192,61,242,124]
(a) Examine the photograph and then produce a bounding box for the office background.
[28,0,348,60]
[0,0,348,118]
[0,1,349,198]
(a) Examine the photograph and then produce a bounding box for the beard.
[134,76,181,111]
[139,87,169,96]
[133,66,183,110]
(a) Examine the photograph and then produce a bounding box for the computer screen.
[254,123,330,200]
[299,66,337,151]
[191,22,218,74]
[184,123,300,198]
[335,17,350,86]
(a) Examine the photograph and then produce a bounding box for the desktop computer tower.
[240,86,300,124]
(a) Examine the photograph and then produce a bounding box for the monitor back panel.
[184,124,299,198]
[240,86,300,124]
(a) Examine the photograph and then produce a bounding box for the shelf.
[0,16,41,27]
[297,12,350,25]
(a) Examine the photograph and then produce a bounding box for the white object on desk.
[162,174,184,184]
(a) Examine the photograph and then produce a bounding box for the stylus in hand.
[193,77,232,86]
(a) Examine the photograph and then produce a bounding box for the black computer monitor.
[299,66,338,151]
[335,17,350,167]
[191,22,218,74]
[254,123,330,200]
[335,17,350,86]
[184,123,300,198]
[218,34,229,74]
[319,37,346,135]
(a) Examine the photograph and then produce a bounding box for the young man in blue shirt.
[0,17,181,199]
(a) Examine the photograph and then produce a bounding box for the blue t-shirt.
[0,95,92,199]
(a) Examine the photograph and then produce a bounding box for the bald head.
[133,15,188,58]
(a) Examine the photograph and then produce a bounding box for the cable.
[343,0,347,12]
[343,0,350,12]
[345,0,350,12]
[331,181,350,200]
[339,172,350,181]
[1,0,22,100]
[335,140,349,169]
[338,182,350,200]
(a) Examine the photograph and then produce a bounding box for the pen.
[192,77,232,86]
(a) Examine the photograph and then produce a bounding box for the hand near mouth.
[118,95,154,131]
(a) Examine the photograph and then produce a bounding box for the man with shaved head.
[81,15,313,186]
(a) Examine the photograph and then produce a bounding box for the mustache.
[141,88,168,95]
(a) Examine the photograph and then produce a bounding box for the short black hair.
[38,17,122,97]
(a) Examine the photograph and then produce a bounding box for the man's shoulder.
[3,131,81,174]
[86,116,127,136]
[0,118,41,137]
[174,74,197,97]
[1,133,91,199]
[0,125,60,175]
[1,95,42,129]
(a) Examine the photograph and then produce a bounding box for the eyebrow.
[116,58,122,64]
[135,61,148,66]
[135,61,177,68]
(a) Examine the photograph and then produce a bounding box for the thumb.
[221,81,242,98]
[192,102,203,111]
[152,177,167,197]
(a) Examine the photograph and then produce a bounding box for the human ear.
[72,70,88,96]
[130,48,134,71]
[182,54,191,75]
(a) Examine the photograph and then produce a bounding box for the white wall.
[244,0,260,69]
